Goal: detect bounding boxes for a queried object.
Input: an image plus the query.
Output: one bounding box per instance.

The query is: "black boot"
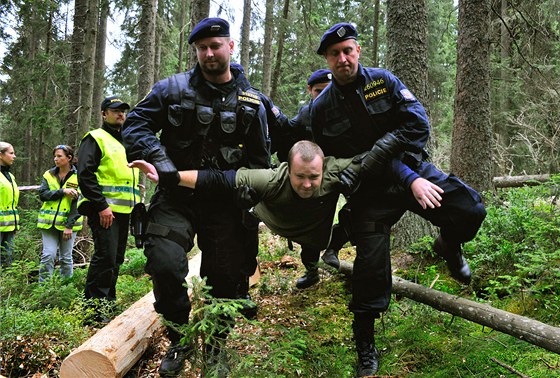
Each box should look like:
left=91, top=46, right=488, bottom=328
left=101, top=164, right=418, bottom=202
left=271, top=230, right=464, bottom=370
left=159, top=341, right=190, bottom=377
left=236, top=276, right=258, bottom=319
left=356, top=340, right=379, bottom=377
left=321, top=249, right=340, bottom=269
left=296, top=267, right=319, bottom=289
left=353, top=313, right=379, bottom=377
left=433, top=235, right=471, bottom=285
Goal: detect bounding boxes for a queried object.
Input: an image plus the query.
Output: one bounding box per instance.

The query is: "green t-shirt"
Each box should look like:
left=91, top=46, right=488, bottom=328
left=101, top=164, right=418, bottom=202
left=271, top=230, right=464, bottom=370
left=235, top=156, right=358, bottom=250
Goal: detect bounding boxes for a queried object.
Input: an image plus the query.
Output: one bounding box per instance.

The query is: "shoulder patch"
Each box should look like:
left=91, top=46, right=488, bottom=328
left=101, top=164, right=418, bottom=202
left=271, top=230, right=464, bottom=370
left=400, top=89, right=416, bottom=101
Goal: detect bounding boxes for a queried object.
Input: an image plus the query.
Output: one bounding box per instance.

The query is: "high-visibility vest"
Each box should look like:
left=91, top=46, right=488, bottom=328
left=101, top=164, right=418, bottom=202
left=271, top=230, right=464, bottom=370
left=37, top=170, right=84, bottom=231
left=0, top=171, right=19, bottom=232
left=78, top=128, right=140, bottom=214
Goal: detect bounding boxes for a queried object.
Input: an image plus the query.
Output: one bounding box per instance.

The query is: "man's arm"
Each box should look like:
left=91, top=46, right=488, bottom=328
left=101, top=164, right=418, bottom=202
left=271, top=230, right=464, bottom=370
left=77, top=135, right=109, bottom=213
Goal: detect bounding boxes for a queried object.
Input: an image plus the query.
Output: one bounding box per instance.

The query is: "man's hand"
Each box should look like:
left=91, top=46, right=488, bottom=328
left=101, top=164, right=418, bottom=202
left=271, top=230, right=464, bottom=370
left=98, top=207, right=114, bottom=229
left=410, top=178, right=444, bottom=209
left=148, top=150, right=179, bottom=188
left=235, top=185, right=260, bottom=209
left=339, top=167, right=360, bottom=197
left=63, top=188, right=79, bottom=200
left=128, top=160, right=159, bottom=183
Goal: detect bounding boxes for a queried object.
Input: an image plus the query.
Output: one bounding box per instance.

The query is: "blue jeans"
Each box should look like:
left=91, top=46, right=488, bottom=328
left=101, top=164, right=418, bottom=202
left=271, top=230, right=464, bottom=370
left=0, top=231, right=15, bottom=268
left=39, top=227, right=76, bottom=281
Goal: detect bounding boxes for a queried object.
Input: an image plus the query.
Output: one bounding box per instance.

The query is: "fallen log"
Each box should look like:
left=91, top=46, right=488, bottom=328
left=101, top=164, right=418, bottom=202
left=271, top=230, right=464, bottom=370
left=338, top=261, right=560, bottom=355
left=60, top=252, right=262, bottom=377
left=60, top=252, right=202, bottom=378
left=59, top=291, right=162, bottom=377
left=492, top=174, right=551, bottom=188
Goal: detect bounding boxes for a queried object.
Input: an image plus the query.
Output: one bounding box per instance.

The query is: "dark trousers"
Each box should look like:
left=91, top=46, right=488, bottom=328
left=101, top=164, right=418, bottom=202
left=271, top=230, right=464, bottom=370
left=300, top=245, right=320, bottom=270
left=143, top=190, right=248, bottom=341
left=84, top=211, right=130, bottom=301
left=348, top=162, right=487, bottom=314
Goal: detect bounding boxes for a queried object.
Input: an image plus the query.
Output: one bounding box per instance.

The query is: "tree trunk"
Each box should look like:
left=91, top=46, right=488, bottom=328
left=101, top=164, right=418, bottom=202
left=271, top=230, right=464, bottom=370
left=270, top=0, right=289, bottom=100
left=187, top=0, right=210, bottom=69
left=492, top=174, right=551, bottom=188
left=66, top=0, right=87, bottom=146
left=372, top=0, right=380, bottom=67
left=386, top=0, right=437, bottom=250
left=240, top=0, right=252, bottom=70
left=261, top=0, right=275, bottom=97
left=60, top=291, right=163, bottom=378
left=93, top=0, right=108, bottom=129
left=137, top=0, right=157, bottom=101
left=177, top=0, right=187, bottom=73
left=451, top=0, right=493, bottom=192
left=78, top=0, right=99, bottom=137
left=338, top=261, right=560, bottom=355
left=154, top=0, right=163, bottom=81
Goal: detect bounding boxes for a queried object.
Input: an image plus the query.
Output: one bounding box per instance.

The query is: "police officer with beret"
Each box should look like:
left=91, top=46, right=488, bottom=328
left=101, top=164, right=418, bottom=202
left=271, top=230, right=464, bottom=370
left=78, top=96, right=140, bottom=320
left=311, top=23, right=487, bottom=376
left=122, top=17, right=283, bottom=377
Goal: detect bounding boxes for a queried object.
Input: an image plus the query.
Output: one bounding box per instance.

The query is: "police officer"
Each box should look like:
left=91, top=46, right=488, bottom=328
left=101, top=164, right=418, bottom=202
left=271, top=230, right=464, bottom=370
left=121, top=17, right=282, bottom=377
left=311, top=23, right=487, bottom=376
left=273, top=68, right=332, bottom=162
left=77, top=96, right=140, bottom=320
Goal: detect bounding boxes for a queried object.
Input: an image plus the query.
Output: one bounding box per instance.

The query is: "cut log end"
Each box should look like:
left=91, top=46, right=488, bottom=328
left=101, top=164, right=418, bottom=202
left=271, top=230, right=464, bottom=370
left=60, top=350, right=116, bottom=378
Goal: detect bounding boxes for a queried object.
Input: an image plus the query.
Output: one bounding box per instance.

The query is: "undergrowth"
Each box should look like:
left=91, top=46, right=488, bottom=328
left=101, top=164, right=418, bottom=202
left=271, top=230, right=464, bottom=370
left=1, top=177, right=559, bottom=376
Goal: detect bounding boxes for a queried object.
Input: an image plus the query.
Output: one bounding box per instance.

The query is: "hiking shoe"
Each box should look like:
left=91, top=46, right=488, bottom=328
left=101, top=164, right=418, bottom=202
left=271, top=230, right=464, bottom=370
left=237, top=293, right=258, bottom=319
left=159, top=341, right=189, bottom=377
left=321, top=249, right=340, bottom=270
left=295, top=269, right=320, bottom=289
left=356, top=340, right=379, bottom=377
left=433, top=235, right=471, bottom=285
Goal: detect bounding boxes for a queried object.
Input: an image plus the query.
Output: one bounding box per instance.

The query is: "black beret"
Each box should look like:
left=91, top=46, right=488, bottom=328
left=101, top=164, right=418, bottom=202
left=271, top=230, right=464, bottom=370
left=188, top=17, right=230, bottom=44
left=316, top=23, right=358, bottom=55
left=307, top=69, right=332, bottom=86
left=101, top=96, right=130, bottom=111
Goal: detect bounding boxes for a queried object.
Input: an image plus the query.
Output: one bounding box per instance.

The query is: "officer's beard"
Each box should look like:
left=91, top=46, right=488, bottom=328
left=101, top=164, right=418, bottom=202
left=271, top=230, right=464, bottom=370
left=200, top=59, right=229, bottom=79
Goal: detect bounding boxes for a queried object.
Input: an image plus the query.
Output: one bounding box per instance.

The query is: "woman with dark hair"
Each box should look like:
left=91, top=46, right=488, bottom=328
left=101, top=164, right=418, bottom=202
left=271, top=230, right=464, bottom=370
left=37, top=145, right=83, bottom=281
left=0, top=141, right=18, bottom=268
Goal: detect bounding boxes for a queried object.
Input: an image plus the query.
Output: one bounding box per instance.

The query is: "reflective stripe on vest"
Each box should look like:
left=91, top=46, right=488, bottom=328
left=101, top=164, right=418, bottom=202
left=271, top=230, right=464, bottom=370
left=78, top=128, right=140, bottom=214
left=0, top=172, right=19, bottom=231
left=37, top=170, right=84, bottom=231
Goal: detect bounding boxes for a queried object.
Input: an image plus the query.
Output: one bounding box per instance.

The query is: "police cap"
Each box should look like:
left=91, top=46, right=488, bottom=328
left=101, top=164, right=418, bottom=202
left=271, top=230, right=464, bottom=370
left=101, top=95, right=130, bottom=111
left=188, top=17, right=230, bottom=44
left=307, top=69, right=332, bottom=87
left=316, top=23, right=358, bottom=55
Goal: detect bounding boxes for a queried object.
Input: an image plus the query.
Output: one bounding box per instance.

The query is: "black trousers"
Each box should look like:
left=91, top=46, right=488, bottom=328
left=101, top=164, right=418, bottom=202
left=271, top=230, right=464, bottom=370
left=347, top=162, right=487, bottom=314
left=143, top=189, right=249, bottom=340
left=84, top=211, right=130, bottom=301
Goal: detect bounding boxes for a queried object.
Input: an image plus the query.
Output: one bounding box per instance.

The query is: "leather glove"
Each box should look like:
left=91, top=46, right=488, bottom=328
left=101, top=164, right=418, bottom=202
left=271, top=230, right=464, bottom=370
left=148, top=149, right=180, bottom=189
left=360, top=132, right=401, bottom=177
left=339, top=167, right=360, bottom=197
left=235, top=185, right=260, bottom=209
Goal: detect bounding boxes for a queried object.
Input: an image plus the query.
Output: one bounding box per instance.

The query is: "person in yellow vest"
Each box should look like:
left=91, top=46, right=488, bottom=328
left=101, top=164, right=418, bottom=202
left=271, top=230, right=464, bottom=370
left=37, top=145, right=83, bottom=282
left=0, top=142, right=19, bottom=268
left=77, top=96, right=140, bottom=319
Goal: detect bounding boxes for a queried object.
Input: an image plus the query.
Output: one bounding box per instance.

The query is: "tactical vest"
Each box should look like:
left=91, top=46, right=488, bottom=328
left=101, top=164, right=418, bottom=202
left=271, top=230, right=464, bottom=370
left=37, top=170, right=84, bottom=231
left=0, top=171, right=19, bottom=232
left=78, top=129, right=140, bottom=214
left=166, top=71, right=263, bottom=170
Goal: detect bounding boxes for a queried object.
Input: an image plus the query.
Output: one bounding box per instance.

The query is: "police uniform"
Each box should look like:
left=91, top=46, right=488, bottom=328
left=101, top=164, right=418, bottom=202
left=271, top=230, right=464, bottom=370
left=312, top=22, right=487, bottom=375
left=78, top=97, right=140, bottom=302
left=122, top=19, right=281, bottom=345
left=272, top=69, right=332, bottom=162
